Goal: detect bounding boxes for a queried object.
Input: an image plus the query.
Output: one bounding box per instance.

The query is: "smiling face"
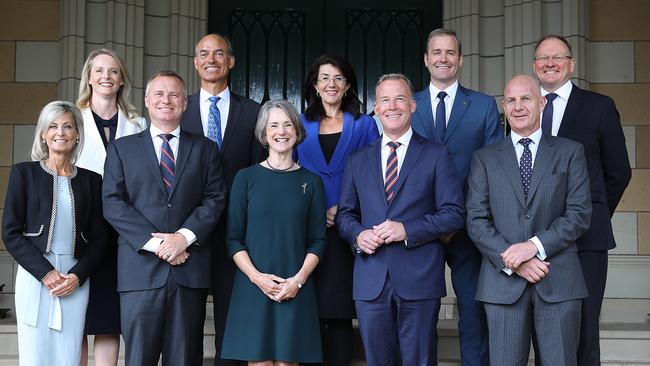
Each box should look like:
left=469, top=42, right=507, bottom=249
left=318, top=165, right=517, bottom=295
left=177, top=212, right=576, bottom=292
left=42, top=112, right=79, bottom=157
left=265, top=108, right=297, bottom=155
left=89, top=54, right=123, bottom=98
left=502, top=75, right=546, bottom=137
left=314, top=63, right=350, bottom=108
left=533, top=37, right=575, bottom=92
left=194, top=35, right=235, bottom=88
left=424, top=34, right=463, bottom=89
left=374, top=78, right=416, bottom=140
left=145, top=75, right=187, bottom=131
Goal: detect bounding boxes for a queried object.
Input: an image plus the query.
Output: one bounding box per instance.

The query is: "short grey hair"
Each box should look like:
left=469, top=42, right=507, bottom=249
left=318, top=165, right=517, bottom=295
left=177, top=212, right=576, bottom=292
left=426, top=28, right=462, bottom=55
left=254, top=99, right=306, bottom=149
left=31, top=101, right=85, bottom=164
left=195, top=33, right=234, bottom=56
left=375, top=73, right=415, bottom=99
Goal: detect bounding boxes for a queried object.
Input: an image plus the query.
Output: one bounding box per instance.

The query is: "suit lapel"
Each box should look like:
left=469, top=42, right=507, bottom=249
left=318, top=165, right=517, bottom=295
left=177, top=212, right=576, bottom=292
left=368, top=140, right=388, bottom=209
left=526, top=134, right=557, bottom=202
left=221, top=93, right=241, bottom=153
left=300, top=119, right=329, bottom=174
left=497, top=138, right=527, bottom=208
left=169, top=130, right=194, bottom=197
left=557, top=84, right=582, bottom=137
left=414, top=88, right=436, bottom=139
left=328, top=113, right=355, bottom=173
left=140, top=130, right=168, bottom=196
left=183, top=94, right=204, bottom=136
left=445, top=86, right=470, bottom=143
left=389, top=134, right=424, bottom=207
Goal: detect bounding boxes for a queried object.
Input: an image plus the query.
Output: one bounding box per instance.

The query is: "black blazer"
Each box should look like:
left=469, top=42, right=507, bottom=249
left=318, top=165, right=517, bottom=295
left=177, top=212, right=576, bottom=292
left=102, top=129, right=226, bottom=292
left=2, top=161, right=108, bottom=284
left=180, top=91, right=267, bottom=192
left=557, top=84, right=632, bottom=251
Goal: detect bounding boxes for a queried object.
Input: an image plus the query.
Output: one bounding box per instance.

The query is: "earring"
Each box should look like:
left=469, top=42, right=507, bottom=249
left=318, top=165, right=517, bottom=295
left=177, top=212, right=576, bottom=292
left=344, top=91, right=347, bottom=97
left=76, top=139, right=80, bottom=144
left=316, top=90, right=320, bottom=97
left=42, top=139, right=46, bottom=144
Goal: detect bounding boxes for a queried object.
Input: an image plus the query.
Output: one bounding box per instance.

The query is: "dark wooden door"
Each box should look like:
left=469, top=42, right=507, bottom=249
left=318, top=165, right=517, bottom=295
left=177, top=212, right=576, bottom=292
left=209, top=0, right=441, bottom=114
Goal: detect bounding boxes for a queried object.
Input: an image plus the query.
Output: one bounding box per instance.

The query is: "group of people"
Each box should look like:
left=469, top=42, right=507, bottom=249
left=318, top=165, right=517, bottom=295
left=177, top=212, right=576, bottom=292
left=2, top=27, right=630, bottom=366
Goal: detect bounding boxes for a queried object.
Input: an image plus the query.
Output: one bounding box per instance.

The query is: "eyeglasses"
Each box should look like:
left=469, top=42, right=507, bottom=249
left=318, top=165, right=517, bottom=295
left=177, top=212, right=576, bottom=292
left=318, top=75, right=347, bottom=85
left=534, top=55, right=573, bottom=63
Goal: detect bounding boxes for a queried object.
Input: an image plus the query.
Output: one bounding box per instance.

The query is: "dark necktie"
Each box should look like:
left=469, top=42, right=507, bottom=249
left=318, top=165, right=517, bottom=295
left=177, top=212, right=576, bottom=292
left=519, top=138, right=533, bottom=200
left=385, top=141, right=401, bottom=203
left=208, top=96, right=223, bottom=148
left=434, top=91, right=447, bottom=143
left=159, top=134, right=175, bottom=194
left=542, top=93, right=558, bottom=135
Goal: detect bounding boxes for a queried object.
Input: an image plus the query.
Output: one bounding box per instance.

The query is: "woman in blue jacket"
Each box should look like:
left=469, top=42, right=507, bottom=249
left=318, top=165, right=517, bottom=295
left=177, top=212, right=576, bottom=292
left=296, top=54, right=379, bottom=366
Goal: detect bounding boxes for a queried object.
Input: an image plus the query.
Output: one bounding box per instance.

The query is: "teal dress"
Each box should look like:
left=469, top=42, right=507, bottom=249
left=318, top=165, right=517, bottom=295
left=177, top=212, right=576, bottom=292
left=221, top=164, right=327, bottom=362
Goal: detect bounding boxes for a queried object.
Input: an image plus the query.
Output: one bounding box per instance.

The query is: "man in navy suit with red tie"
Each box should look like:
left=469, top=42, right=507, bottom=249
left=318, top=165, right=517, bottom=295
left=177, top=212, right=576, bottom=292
left=337, top=74, right=466, bottom=365
left=104, top=70, right=226, bottom=365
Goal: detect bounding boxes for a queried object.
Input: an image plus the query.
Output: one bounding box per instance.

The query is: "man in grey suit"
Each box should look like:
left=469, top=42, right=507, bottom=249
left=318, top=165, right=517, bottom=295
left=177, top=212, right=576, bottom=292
left=466, top=75, right=592, bottom=366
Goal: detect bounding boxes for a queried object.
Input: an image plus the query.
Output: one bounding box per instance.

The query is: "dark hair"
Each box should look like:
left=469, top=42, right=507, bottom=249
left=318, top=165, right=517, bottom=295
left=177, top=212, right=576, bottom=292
left=425, top=28, right=462, bottom=55
left=534, top=34, right=573, bottom=56
left=303, top=54, right=362, bottom=121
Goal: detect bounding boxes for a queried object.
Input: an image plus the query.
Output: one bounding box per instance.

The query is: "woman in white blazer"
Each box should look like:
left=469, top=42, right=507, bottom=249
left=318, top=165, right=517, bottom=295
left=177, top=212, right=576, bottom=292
left=75, top=48, right=147, bottom=366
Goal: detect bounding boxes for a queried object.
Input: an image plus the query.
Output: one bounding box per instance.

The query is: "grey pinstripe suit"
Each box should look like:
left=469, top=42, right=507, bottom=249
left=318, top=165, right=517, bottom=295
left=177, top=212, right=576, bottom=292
left=466, top=134, right=591, bottom=366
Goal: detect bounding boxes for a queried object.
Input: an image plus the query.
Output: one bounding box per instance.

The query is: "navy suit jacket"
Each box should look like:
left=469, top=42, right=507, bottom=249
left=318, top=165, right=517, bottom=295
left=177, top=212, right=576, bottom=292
left=412, top=84, right=503, bottom=186
left=180, top=91, right=266, bottom=192
left=103, top=129, right=226, bottom=292
left=556, top=84, right=631, bottom=251
left=296, top=112, right=380, bottom=208
left=336, top=132, right=466, bottom=301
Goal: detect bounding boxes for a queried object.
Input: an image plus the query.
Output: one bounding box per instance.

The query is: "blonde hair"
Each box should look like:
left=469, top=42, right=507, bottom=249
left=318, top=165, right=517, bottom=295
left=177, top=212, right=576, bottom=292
left=32, top=101, right=85, bottom=164
left=76, top=48, right=140, bottom=122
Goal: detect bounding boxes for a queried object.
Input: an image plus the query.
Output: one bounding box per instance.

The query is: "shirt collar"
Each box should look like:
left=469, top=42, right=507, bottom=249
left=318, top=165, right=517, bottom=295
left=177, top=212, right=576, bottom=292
left=429, top=79, right=459, bottom=100
left=510, top=127, right=542, bottom=147
left=540, top=80, right=572, bottom=101
left=200, top=87, right=231, bottom=104
left=382, top=128, right=413, bottom=148
left=150, top=123, right=181, bottom=140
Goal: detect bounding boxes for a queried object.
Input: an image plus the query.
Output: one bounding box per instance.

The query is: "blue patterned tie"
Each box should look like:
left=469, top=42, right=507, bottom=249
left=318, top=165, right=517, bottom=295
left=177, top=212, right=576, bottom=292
left=159, top=134, right=175, bottom=195
left=208, top=96, right=223, bottom=148
left=385, top=141, right=401, bottom=203
left=434, top=91, right=447, bottom=143
left=519, top=138, right=533, bottom=200
left=542, top=93, right=557, bottom=136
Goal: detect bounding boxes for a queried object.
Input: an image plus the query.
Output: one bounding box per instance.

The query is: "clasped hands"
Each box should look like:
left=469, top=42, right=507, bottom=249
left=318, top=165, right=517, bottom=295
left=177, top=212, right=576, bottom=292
left=153, top=232, right=190, bottom=265
left=356, top=220, right=407, bottom=254
left=501, top=241, right=550, bottom=284
left=252, top=272, right=302, bottom=303
left=42, top=269, right=79, bottom=297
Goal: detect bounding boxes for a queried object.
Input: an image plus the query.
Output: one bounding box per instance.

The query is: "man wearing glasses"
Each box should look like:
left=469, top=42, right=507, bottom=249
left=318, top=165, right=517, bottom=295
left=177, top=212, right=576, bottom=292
left=532, top=34, right=631, bottom=366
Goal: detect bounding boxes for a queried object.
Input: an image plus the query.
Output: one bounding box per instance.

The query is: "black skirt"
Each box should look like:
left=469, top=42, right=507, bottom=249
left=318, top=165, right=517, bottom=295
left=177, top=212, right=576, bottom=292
left=84, top=227, right=121, bottom=335
left=313, top=227, right=355, bottom=319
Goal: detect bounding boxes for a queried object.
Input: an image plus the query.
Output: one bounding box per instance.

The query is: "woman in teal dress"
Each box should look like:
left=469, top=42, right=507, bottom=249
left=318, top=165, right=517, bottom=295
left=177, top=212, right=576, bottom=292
left=221, top=99, right=327, bottom=365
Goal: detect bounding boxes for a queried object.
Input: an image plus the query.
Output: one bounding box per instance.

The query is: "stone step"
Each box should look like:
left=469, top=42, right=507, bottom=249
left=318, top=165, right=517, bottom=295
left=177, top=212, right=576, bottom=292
left=1, top=314, right=650, bottom=365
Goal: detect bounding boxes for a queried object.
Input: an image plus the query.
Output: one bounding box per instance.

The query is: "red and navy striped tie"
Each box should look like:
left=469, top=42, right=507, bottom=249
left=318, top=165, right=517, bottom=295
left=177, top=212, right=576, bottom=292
left=159, top=134, right=175, bottom=194
left=385, top=141, right=401, bottom=203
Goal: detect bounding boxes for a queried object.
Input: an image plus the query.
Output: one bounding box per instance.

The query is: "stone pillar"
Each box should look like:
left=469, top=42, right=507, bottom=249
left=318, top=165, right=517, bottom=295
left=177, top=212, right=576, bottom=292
left=443, top=0, right=588, bottom=97
left=59, top=0, right=207, bottom=111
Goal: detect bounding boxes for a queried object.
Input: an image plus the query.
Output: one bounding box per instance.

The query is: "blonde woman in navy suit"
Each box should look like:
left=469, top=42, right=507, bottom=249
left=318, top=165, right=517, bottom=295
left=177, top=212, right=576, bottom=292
left=75, top=48, right=147, bottom=366
left=296, top=54, right=379, bottom=366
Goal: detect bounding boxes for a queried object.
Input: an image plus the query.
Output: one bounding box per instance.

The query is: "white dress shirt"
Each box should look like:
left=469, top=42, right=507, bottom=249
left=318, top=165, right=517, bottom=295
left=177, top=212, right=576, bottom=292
left=428, top=80, right=459, bottom=127
left=502, top=127, right=547, bottom=275
left=540, top=80, right=572, bottom=136
left=199, top=87, right=231, bottom=138
left=142, top=124, right=197, bottom=252
left=381, top=128, right=413, bottom=182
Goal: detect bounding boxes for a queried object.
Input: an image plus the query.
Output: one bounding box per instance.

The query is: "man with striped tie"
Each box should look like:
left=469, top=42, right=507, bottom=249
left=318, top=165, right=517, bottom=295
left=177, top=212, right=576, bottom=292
left=337, top=73, right=466, bottom=366
left=103, top=70, right=226, bottom=365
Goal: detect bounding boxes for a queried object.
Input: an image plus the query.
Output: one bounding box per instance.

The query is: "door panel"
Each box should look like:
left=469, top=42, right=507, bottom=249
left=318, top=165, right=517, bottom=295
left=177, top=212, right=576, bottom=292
left=209, top=1, right=441, bottom=113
